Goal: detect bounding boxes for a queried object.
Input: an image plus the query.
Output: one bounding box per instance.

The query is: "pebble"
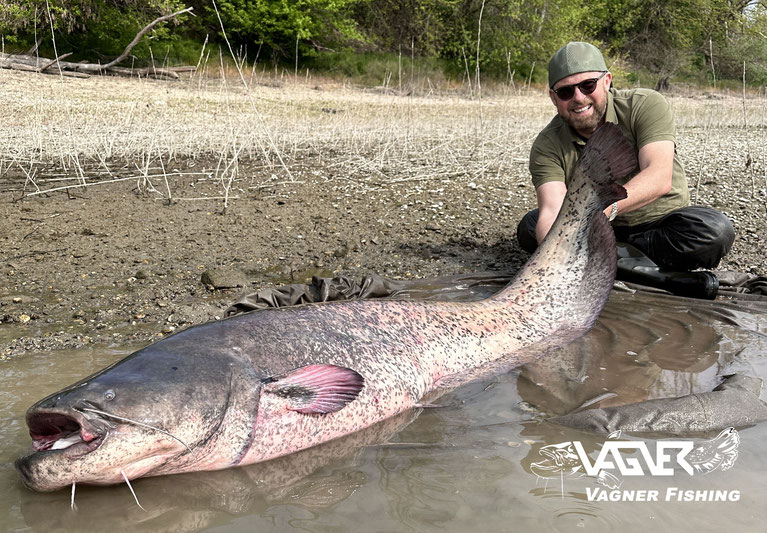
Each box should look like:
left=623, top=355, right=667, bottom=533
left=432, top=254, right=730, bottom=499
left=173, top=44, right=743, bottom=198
left=200, top=267, right=249, bottom=289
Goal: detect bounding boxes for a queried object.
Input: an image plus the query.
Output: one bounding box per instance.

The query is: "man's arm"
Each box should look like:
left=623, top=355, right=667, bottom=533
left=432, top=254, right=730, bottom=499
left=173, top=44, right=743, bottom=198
left=600, top=139, right=674, bottom=219
left=535, top=139, right=674, bottom=244
left=535, top=181, right=567, bottom=244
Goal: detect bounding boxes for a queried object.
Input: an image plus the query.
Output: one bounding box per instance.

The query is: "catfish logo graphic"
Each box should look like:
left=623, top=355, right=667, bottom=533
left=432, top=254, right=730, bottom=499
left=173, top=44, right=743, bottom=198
left=530, top=428, right=739, bottom=491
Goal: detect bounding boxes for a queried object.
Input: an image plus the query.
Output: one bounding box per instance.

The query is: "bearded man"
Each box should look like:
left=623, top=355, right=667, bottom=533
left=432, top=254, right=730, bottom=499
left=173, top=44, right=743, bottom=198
left=516, top=42, right=734, bottom=297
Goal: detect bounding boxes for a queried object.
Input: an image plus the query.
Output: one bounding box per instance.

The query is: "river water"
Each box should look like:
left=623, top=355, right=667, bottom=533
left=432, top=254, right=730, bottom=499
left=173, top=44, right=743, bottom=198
left=2, top=285, right=767, bottom=532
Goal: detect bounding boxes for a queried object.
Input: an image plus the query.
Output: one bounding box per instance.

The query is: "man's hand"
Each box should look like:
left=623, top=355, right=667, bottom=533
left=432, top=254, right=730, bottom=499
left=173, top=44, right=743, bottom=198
left=535, top=139, right=675, bottom=244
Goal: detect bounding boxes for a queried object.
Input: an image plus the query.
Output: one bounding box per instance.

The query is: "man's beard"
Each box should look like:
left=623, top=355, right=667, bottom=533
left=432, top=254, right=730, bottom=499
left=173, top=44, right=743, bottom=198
left=562, top=96, right=607, bottom=133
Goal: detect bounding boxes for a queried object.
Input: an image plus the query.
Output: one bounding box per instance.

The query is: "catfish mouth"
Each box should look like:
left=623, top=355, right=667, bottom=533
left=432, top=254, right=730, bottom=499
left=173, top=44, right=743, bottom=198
left=25, top=409, right=107, bottom=457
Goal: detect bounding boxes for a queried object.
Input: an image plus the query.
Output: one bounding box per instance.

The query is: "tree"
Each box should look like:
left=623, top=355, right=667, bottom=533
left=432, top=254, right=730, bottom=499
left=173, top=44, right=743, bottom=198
left=351, top=0, right=457, bottom=56
left=210, top=0, right=366, bottom=58
left=1, top=1, right=189, bottom=59
left=591, top=0, right=756, bottom=86
left=708, top=1, right=767, bottom=84
left=432, top=0, right=593, bottom=80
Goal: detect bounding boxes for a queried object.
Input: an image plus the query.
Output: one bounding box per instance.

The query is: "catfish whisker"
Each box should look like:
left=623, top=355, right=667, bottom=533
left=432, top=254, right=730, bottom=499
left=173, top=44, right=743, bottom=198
left=121, top=470, right=146, bottom=512
left=71, top=482, right=77, bottom=512
left=79, top=407, right=192, bottom=452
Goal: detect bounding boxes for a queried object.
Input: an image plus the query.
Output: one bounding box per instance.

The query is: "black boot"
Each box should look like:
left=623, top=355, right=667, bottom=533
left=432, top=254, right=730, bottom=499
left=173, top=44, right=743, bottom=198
left=616, top=243, right=719, bottom=300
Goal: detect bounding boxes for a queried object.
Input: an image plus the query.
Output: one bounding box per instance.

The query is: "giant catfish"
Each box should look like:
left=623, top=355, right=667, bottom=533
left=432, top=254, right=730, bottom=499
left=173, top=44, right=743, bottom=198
left=16, top=123, right=635, bottom=492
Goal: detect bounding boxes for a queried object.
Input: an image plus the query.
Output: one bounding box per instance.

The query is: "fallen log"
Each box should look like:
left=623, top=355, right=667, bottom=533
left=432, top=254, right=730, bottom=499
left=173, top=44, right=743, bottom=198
left=38, top=53, right=73, bottom=73
left=0, top=6, right=195, bottom=80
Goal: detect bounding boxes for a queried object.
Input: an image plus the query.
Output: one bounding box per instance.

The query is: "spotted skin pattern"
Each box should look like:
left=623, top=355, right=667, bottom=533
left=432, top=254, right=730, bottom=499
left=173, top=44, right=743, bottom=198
left=17, top=124, right=636, bottom=491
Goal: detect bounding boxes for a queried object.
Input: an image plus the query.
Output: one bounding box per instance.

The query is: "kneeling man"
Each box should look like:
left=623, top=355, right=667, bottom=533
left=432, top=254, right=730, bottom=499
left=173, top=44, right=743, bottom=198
left=517, top=42, right=734, bottom=296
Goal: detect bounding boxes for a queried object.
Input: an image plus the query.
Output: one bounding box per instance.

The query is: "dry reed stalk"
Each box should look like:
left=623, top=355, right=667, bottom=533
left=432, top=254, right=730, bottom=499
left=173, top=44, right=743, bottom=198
left=210, top=0, right=292, bottom=181
left=169, top=196, right=240, bottom=201
left=4, top=58, right=763, bottom=222
left=741, top=61, right=756, bottom=198
left=19, top=161, right=40, bottom=194
left=23, top=173, right=198, bottom=197
left=195, top=34, right=209, bottom=78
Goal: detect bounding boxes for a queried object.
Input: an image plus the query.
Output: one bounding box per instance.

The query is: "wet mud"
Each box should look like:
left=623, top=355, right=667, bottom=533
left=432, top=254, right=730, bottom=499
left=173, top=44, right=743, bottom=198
left=1, top=159, right=531, bottom=358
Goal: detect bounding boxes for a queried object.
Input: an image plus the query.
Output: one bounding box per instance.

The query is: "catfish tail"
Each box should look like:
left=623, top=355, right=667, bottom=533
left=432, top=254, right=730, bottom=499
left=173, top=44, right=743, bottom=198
left=541, top=122, right=636, bottom=330
left=431, top=124, right=637, bottom=390
left=569, top=123, right=635, bottom=329
left=575, top=122, right=635, bottom=211
left=489, top=123, right=636, bottom=338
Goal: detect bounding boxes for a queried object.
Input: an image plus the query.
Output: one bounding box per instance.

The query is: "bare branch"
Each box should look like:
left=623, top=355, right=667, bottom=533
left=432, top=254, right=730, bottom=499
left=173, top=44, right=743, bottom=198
left=0, top=7, right=196, bottom=80
left=99, top=6, right=195, bottom=71
left=26, top=36, right=43, bottom=56
left=38, top=52, right=72, bottom=73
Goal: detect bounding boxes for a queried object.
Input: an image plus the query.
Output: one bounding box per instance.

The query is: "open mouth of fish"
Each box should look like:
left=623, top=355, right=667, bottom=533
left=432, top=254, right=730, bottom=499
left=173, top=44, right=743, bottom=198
left=26, top=410, right=106, bottom=456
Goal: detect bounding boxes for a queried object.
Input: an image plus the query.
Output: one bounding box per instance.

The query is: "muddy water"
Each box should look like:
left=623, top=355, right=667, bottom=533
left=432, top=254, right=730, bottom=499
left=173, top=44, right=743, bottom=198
left=2, top=287, right=767, bottom=532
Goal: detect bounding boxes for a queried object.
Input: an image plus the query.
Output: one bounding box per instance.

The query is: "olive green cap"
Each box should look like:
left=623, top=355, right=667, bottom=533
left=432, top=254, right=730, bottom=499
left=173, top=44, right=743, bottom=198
left=548, top=42, right=607, bottom=88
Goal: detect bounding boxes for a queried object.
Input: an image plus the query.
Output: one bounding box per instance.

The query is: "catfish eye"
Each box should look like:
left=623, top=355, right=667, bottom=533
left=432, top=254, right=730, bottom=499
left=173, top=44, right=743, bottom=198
left=104, top=390, right=115, bottom=401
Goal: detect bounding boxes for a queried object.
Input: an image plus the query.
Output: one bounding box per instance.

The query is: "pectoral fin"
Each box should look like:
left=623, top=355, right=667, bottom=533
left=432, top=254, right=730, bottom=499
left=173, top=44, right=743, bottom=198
left=262, top=364, right=364, bottom=414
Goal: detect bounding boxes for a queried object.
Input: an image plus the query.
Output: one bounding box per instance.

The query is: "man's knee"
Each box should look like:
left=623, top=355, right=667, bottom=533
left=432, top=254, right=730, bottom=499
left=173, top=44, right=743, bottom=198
left=516, top=209, right=539, bottom=253
left=705, top=209, right=735, bottom=252
left=650, top=207, right=735, bottom=270
left=678, top=207, right=734, bottom=267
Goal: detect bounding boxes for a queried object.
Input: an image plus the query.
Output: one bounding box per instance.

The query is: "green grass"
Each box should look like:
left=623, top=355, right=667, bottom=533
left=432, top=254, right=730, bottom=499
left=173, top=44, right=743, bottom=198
left=303, top=51, right=457, bottom=89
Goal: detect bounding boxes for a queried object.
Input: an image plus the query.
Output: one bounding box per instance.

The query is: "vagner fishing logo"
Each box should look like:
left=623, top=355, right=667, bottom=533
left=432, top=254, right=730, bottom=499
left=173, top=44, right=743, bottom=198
left=529, top=428, right=741, bottom=502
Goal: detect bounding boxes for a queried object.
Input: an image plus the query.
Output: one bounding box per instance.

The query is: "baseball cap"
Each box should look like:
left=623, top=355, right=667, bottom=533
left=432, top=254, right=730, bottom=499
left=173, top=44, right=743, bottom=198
left=548, top=42, right=608, bottom=88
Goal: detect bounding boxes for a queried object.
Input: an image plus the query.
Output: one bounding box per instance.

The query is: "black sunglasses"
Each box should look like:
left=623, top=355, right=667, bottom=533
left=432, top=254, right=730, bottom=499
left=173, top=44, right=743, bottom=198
left=553, top=72, right=608, bottom=100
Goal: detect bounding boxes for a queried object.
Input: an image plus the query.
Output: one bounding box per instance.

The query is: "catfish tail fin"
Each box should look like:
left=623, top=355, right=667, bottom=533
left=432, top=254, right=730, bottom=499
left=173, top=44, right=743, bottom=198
left=575, top=122, right=634, bottom=210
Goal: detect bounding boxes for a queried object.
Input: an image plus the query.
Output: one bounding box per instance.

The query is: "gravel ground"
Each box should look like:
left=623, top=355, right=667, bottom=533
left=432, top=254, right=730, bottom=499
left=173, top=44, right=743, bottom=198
left=1, top=71, right=765, bottom=358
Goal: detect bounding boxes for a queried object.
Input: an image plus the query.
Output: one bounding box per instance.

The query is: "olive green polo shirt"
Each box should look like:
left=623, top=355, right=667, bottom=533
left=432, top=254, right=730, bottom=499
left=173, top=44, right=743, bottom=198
left=529, top=87, right=690, bottom=226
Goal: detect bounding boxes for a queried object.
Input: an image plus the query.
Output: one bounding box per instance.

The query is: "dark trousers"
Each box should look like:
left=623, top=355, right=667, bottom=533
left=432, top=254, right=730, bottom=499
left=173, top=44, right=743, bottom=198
left=516, top=206, right=735, bottom=271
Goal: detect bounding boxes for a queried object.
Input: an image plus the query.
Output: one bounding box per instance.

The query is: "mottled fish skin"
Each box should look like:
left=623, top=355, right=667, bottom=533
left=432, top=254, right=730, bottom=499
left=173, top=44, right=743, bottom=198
left=16, top=124, right=636, bottom=491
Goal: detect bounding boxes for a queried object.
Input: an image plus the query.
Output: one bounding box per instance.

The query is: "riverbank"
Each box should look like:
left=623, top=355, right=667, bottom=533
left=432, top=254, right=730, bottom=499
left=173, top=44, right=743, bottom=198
left=1, top=71, right=765, bottom=358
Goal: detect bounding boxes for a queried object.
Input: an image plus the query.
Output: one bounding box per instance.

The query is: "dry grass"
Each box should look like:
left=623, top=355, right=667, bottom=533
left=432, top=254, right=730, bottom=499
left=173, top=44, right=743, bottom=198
left=1, top=68, right=764, bottom=212
left=1, top=68, right=764, bottom=359
left=0, top=69, right=552, bottom=201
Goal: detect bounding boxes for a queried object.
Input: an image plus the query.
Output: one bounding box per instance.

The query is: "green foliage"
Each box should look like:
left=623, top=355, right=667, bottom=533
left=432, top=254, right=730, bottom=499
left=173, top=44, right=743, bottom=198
left=350, top=0, right=458, bottom=57
left=1, top=1, right=186, bottom=33
left=2, top=0, right=766, bottom=86
left=708, top=2, right=767, bottom=85
left=1, top=1, right=189, bottom=61
left=587, top=0, right=756, bottom=85
left=304, top=50, right=452, bottom=86
left=210, top=0, right=367, bottom=58
left=430, top=0, right=597, bottom=82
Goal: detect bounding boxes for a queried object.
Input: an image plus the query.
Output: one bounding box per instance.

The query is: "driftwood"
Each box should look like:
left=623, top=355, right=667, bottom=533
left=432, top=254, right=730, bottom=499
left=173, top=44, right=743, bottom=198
left=0, top=7, right=195, bottom=79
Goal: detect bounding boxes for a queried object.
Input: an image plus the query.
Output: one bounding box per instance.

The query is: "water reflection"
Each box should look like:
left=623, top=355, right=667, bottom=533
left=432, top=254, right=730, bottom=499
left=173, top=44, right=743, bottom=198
left=2, top=286, right=767, bottom=532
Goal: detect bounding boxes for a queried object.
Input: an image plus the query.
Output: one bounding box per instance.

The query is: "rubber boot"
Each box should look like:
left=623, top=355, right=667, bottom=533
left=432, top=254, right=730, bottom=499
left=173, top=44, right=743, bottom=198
left=616, top=243, right=719, bottom=300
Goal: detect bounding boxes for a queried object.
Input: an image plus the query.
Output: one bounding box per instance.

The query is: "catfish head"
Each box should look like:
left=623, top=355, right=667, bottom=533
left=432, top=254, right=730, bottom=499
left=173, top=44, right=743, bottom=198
left=16, top=341, right=364, bottom=492
left=15, top=345, right=252, bottom=491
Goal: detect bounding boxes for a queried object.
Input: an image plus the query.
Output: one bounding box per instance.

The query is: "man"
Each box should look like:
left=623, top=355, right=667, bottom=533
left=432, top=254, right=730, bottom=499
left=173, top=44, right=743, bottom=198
left=516, top=42, right=734, bottom=296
